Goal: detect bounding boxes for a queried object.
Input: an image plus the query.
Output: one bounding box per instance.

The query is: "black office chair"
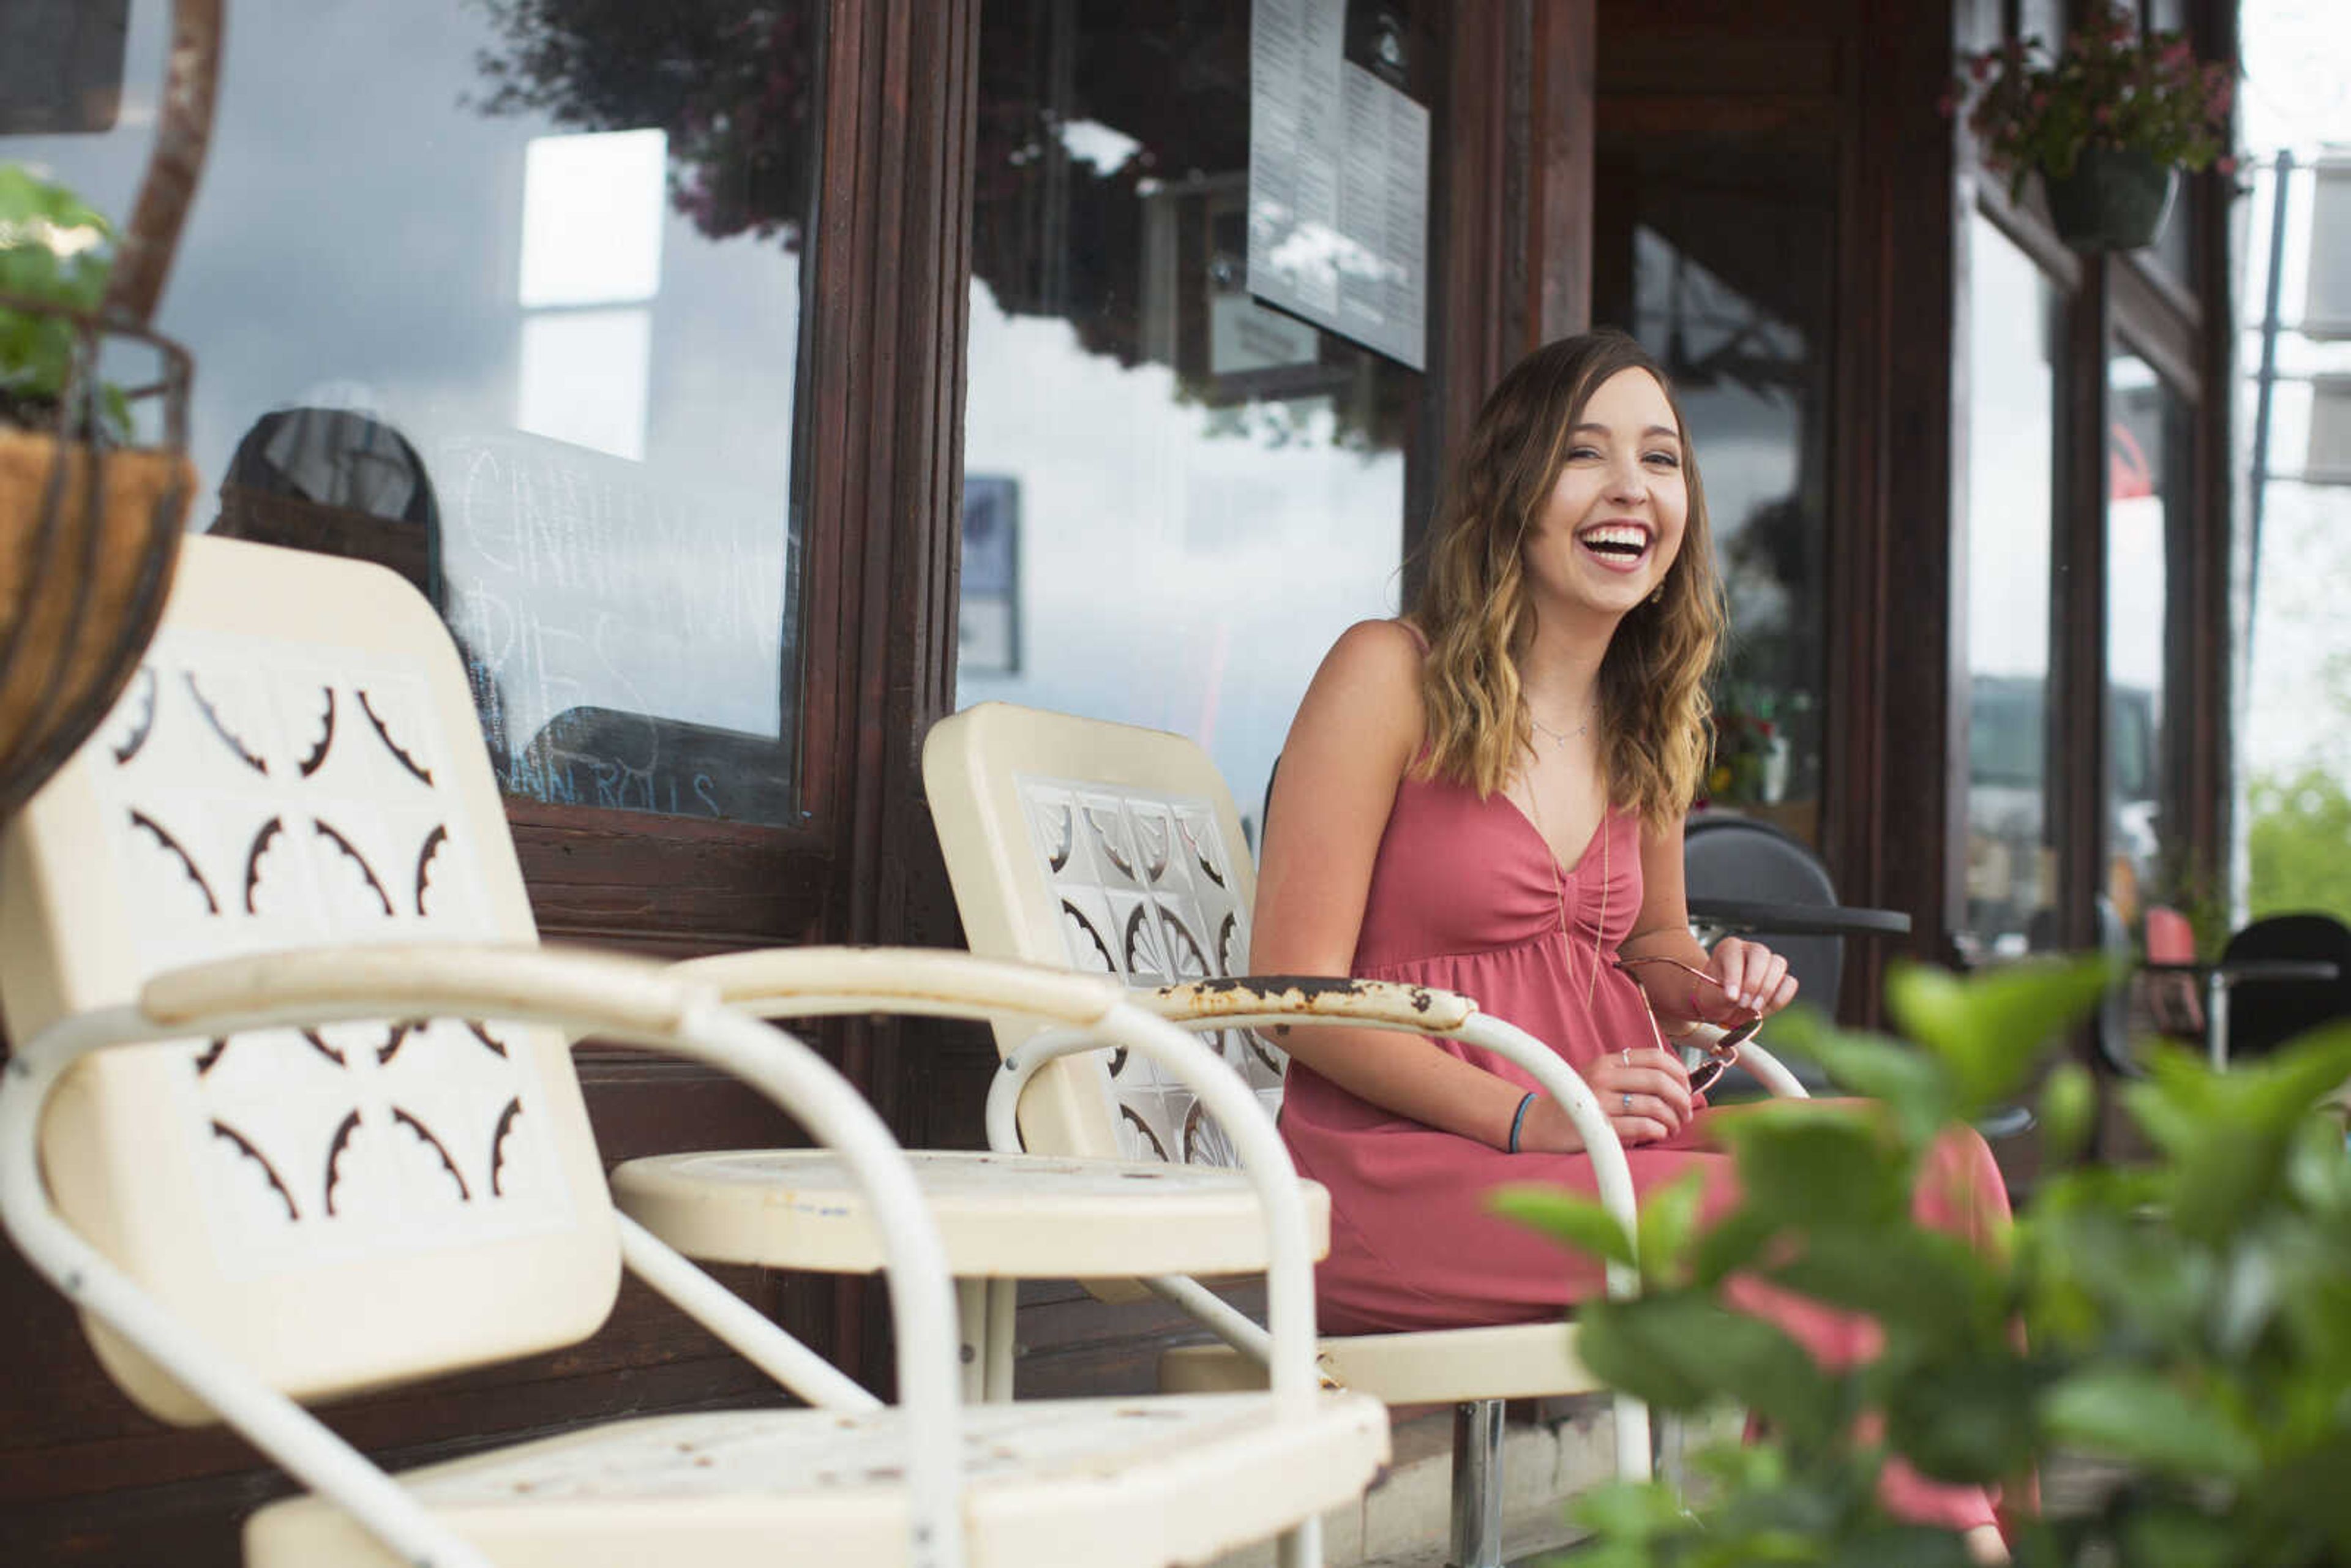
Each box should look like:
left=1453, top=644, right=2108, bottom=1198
left=1681, top=815, right=1845, bottom=1097
left=2207, top=912, right=2351, bottom=1065
left=1682, top=816, right=2034, bottom=1144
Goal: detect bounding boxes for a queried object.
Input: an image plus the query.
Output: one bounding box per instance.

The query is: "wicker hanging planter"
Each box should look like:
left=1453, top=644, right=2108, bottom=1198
left=2040, top=146, right=2178, bottom=253
left=0, top=0, right=221, bottom=820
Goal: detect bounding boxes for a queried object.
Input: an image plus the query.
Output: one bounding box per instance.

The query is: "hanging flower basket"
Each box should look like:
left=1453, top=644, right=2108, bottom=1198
left=2041, top=145, right=2178, bottom=252
left=0, top=0, right=220, bottom=820
left=1946, top=4, right=2235, bottom=255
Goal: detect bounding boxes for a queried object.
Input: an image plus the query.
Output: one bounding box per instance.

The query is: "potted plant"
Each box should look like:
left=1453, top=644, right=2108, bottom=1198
left=1948, top=6, right=2237, bottom=252
left=1498, top=958, right=2351, bottom=1566
left=0, top=0, right=221, bottom=820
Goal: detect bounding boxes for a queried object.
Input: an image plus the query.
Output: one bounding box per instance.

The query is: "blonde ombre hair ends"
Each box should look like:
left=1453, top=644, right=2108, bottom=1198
left=1409, top=331, right=1725, bottom=828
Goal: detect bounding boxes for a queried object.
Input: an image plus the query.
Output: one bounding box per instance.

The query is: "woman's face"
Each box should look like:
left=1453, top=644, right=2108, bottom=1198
left=1521, top=366, right=1689, bottom=627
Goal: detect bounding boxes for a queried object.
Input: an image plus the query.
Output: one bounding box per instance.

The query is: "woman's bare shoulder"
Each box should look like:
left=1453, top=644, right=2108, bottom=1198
left=1319, top=617, right=1427, bottom=686
left=1294, top=619, right=1425, bottom=762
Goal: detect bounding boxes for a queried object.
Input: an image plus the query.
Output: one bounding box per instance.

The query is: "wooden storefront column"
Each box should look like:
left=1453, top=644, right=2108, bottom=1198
left=1830, top=0, right=1962, bottom=1015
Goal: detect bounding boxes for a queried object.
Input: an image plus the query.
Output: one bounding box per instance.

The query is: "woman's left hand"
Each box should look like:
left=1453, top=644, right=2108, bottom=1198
left=1705, top=936, right=1798, bottom=1021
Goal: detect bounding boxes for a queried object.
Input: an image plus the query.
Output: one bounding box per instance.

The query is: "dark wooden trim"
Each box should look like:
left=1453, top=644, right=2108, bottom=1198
left=1437, top=1, right=1514, bottom=463
left=509, top=803, right=831, bottom=951
left=2112, top=256, right=2203, bottom=403
left=810, top=0, right=981, bottom=1390
left=1527, top=0, right=1597, bottom=340
left=2183, top=0, right=2240, bottom=882
left=1834, top=0, right=1959, bottom=1021
left=2053, top=259, right=2112, bottom=955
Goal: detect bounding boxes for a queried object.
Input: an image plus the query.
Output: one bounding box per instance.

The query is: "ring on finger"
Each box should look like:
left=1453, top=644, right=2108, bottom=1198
left=1621, top=1092, right=1632, bottom=1113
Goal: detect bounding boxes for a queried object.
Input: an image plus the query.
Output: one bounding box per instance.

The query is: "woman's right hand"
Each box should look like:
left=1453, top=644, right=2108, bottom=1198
left=1518, top=1046, right=1695, bottom=1151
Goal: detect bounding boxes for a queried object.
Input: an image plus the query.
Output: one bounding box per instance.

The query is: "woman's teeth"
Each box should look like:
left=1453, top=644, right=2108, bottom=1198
left=1579, top=525, right=1649, bottom=559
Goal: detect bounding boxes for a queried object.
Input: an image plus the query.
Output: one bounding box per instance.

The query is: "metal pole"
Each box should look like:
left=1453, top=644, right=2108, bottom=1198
left=2246, top=149, right=2294, bottom=664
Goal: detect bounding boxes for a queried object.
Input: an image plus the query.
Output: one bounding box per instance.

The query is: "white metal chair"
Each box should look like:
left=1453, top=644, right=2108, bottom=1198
left=918, top=701, right=1812, bottom=1568
left=0, top=537, right=1386, bottom=1568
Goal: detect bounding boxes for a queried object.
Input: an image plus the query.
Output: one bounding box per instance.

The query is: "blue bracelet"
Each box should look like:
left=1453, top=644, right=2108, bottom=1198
left=1507, top=1091, right=1536, bottom=1153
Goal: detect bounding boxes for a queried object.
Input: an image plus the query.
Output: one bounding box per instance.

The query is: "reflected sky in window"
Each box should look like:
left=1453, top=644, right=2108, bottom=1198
left=8, top=1, right=812, bottom=823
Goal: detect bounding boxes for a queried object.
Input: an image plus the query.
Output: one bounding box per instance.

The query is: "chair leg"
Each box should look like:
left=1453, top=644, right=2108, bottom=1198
left=1449, top=1398, right=1505, bottom=1568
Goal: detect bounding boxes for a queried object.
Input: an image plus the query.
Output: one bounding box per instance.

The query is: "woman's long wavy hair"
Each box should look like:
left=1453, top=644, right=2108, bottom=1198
left=1409, top=330, right=1725, bottom=828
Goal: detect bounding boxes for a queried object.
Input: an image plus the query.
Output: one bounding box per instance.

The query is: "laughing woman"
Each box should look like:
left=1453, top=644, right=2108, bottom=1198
left=1253, top=329, right=2015, bottom=1561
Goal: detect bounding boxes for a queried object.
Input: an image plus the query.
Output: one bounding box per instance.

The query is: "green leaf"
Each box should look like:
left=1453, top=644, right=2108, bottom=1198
left=2039, top=1367, right=2260, bottom=1479
left=1637, top=1167, right=1709, bottom=1289
left=2131, top=1024, right=2351, bottom=1243
left=1769, top=1008, right=1957, bottom=1144
left=1580, top=1292, right=1840, bottom=1444
left=1884, top=956, right=2115, bottom=1114
left=1711, top=1103, right=1907, bottom=1232
left=1764, top=1227, right=2003, bottom=1353
left=1881, top=1354, right=2043, bottom=1484
left=2037, top=1060, right=2095, bottom=1167
left=1488, top=1184, right=1634, bottom=1266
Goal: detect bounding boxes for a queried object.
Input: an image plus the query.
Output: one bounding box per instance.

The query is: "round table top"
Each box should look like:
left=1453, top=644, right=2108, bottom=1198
left=1685, top=897, right=1913, bottom=939
left=611, top=1148, right=1331, bottom=1277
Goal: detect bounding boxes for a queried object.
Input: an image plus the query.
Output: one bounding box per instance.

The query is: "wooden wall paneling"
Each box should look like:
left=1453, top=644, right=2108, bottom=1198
left=1834, top=0, right=1960, bottom=1021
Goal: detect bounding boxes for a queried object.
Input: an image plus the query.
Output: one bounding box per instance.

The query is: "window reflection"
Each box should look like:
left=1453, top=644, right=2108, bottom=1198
left=1599, top=135, right=1833, bottom=842
left=2105, top=353, right=2184, bottom=928
left=8, top=0, right=819, bottom=825
left=1962, top=215, right=2064, bottom=955
left=958, top=2, right=1427, bottom=839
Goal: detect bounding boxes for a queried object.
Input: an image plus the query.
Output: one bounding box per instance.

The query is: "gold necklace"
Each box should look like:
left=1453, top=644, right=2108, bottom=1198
left=1523, top=763, right=1609, bottom=1007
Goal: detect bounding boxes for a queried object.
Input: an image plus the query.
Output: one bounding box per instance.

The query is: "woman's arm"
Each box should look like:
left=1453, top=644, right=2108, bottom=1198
left=1619, top=816, right=1798, bottom=1024
left=1253, top=622, right=1687, bottom=1151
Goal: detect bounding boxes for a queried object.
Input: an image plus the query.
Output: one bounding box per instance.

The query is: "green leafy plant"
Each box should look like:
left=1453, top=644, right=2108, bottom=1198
left=1496, top=958, right=2351, bottom=1567
left=0, top=164, right=126, bottom=437
left=1944, top=6, right=2237, bottom=201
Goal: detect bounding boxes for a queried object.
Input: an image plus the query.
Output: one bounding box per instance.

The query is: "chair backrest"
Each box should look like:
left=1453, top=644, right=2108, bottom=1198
left=1682, top=814, right=1844, bottom=1007
left=923, top=703, right=1280, bottom=1165
left=2144, top=905, right=2198, bottom=966
left=0, top=536, right=618, bottom=1424
left=2219, top=912, right=2351, bottom=1062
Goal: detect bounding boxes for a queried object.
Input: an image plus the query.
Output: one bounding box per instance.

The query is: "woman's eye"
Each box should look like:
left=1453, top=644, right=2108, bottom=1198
left=1644, top=451, right=1681, bottom=469
left=1567, top=445, right=1602, bottom=462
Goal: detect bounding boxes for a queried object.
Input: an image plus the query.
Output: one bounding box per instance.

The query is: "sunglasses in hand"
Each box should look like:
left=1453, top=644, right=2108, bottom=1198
left=1613, top=955, right=1763, bottom=1095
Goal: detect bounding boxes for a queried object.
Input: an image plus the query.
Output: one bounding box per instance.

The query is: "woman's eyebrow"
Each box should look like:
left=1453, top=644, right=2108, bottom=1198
left=1570, top=422, right=1682, bottom=441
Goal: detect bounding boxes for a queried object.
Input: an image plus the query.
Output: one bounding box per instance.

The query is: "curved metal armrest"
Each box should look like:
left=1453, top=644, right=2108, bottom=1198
left=670, top=945, right=1323, bottom=1417
left=1128, top=975, right=1640, bottom=1302
left=1131, top=972, right=1660, bottom=1481
left=5, top=941, right=969, bottom=1568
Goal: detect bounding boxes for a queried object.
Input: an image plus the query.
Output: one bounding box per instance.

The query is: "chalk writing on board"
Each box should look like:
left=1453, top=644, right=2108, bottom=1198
left=431, top=427, right=797, bottom=822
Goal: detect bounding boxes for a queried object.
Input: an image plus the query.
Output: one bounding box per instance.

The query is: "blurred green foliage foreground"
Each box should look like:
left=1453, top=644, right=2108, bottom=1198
left=1494, top=958, right=2351, bottom=1568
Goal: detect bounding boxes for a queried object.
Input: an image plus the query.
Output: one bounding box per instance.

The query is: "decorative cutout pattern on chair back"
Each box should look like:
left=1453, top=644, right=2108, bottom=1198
left=92, top=629, right=571, bottom=1274
left=924, top=702, right=1284, bottom=1169
left=0, top=537, right=619, bottom=1422
left=1019, top=775, right=1285, bottom=1167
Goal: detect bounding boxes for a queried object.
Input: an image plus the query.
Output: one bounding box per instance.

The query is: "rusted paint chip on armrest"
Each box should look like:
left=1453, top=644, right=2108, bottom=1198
left=1146, top=975, right=1478, bottom=1033
left=141, top=942, right=688, bottom=1036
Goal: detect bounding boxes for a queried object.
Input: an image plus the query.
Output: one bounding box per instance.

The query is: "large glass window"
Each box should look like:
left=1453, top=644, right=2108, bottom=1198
left=9, top=0, right=820, bottom=825
left=2104, top=353, right=2187, bottom=927
left=1598, top=135, right=1835, bottom=844
left=1960, top=214, right=2065, bottom=956
left=957, top=1, right=1430, bottom=842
